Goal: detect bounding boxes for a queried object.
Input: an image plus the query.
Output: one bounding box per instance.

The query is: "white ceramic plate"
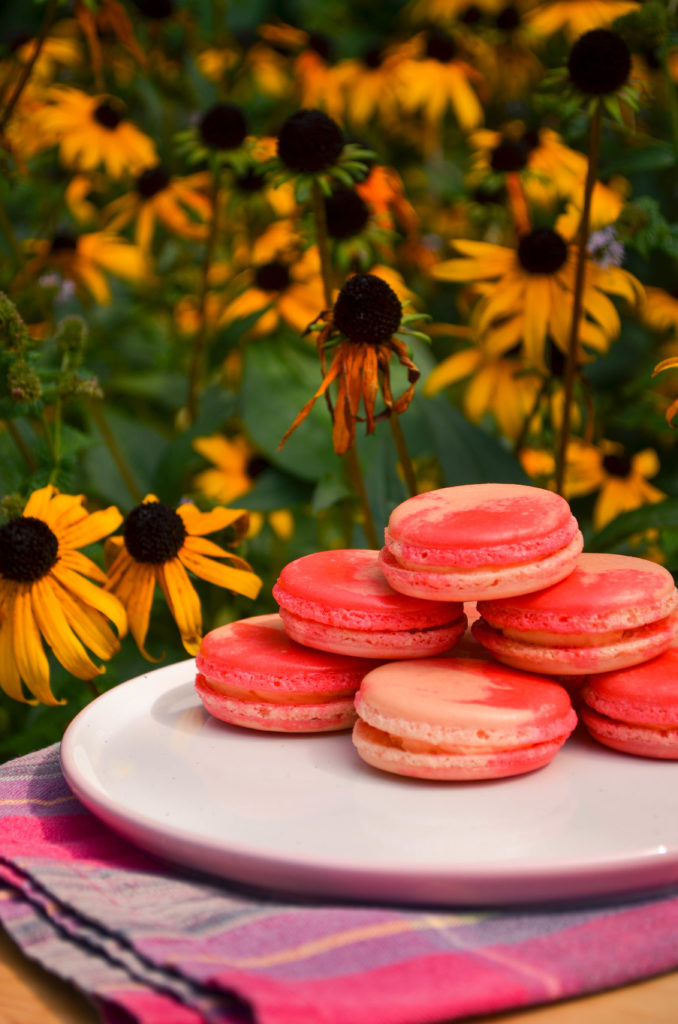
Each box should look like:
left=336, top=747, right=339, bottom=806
left=61, top=660, right=678, bottom=907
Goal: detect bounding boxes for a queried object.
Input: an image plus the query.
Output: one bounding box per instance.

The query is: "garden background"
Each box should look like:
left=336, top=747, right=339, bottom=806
left=1, top=0, right=678, bottom=762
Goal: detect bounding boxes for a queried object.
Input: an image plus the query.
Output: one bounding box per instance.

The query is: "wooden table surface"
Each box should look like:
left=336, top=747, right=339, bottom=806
left=2, top=925, right=678, bottom=1024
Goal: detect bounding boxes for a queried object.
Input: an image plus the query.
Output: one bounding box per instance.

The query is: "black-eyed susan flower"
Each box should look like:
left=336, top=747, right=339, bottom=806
left=525, top=0, right=641, bottom=44
left=323, top=42, right=408, bottom=128
left=0, top=485, right=126, bottom=705
left=323, top=186, right=395, bottom=272
left=23, top=231, right=148, bottom=306
left=34, top=86, right=156, bottom=178
left=104, top=165, right=211, bottom=250
left=393, top=28, right=485, bottom=138
left=192, top=435, right=294, bottom=541
left=270, top=109, right=373, bottom=201
left=431, top=227, right=644, bottom=371
left=105, top=496, right=262, bottom=658
left=424, top=343, right=542, bottom=441
left=520, top=440, right=665, bottom=531
left=280, top=273, right=425, bottom=455
left=175, top=102, right=250, bottom=170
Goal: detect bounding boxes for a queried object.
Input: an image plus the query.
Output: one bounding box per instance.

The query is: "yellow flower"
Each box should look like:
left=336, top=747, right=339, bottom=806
left=34, top=86, right=156, bottom=179
left=105, top=167, right=211, bottom=250
left=393, top=28, right=485, bottom=137
left=24, top=231, right=148, bottom=305
left=105, top=496, right=262, bottom=658
left=321, top=45, right=409, bottom=128
left=520, top=440, right=665, bottom=531
left=643, top=288, right=678, bottom=339
left=525, top=0, right=641, bottom=43
left=192, top=435, right=294, bottom=541
left=219, top=244, right=326, bottom=338
left=431, top=229, right=644, bottom=371
left=425, top=344, right=542, bottom=441
left=0, top=486, right=126, bottom=705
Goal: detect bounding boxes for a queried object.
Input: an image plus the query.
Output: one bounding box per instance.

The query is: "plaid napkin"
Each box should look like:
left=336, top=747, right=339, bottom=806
left=2, top=745, right=678, bottom=1024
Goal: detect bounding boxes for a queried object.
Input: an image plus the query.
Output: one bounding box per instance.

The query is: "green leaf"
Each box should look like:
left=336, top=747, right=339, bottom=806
left=311, top=474, right=352, bottom=513
left=601, top=144, right=675, bottom=175
left=240, top=336, right=337, bottom=483
left=588, top=499, right=678, bottom=551
left=241, top=468, right=312, bottom=511
left=83, top=408, right=168, bottom=509
left=418, top=396, right=531, bottom=486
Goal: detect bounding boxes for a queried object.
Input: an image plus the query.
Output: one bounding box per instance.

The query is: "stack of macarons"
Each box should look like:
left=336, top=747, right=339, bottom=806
left=195, top=482, right=678, bottom=775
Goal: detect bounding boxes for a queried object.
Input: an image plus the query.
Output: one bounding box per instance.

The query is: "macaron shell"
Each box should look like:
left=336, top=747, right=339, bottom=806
left=352, top=720, right=570, bottom=780
left=472, top=614, right=678, bottom=675
left=578, top=707, right=678, bottom=760
left=477, top=553, right=678, bottom=634
left=274, top=548, right=462, bottom=629
left=196, top=675, right=356, bottom=733
left=579, top=648, right=678, bottom=759
left=279, top=606, right=467, bottom=659
left=196, top=613, right=376, bottom=696
left=352, top=657, right=577, bottom=780
left=385, top=484, right=578, bottom=567
left=378, top=530, right=583, bottom=602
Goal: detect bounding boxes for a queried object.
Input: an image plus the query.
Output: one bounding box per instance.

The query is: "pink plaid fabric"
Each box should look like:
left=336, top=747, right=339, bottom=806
left=2, top=744, right=678, bottom=1024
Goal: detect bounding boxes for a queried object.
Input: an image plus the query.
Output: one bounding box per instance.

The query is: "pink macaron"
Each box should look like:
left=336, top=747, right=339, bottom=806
left=352, top=656, right=577, bottom=781
left=379, top=483, right=583, bottom=602
left=579, top=649, right=678, bottom=759
left=195, top=613, right=376, bottom=732
left=272, top=548, right=467, bottom=658
left=472, top=552, right=678, bottom=675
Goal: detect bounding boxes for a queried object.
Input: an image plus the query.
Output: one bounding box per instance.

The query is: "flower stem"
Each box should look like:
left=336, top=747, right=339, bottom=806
left=555, top=101, right=602, bottom=496
left=0, top=0, right=59, bottom=134
left=344, top=445, right=380, bottom=549
left=186, top=166, right=221, bottom=424
left=5, top=419, right=37, bottom=471
left=389, top=414, right=418, bottom=497
left=89, top=400, right=142, bottom=504
left=311, top=180, right=334, bottom=308
left=310, top=179, right=380, bottom=547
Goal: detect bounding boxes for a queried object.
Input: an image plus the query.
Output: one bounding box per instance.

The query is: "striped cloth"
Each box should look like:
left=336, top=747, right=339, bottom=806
left=2, top=746, right=678, bottom=1024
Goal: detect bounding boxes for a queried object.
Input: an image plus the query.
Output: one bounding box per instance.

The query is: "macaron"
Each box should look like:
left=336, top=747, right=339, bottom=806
left=352, top=656, right=577, bottom=780
left=472, top=552, right=678, bottom=676
left=272, top=548, right=467, bottom=659
left=579, top=649, right=678, bottom=759
left=195, top=613, right=376, bottom=732
left=379, top=483, right=583, bottom=602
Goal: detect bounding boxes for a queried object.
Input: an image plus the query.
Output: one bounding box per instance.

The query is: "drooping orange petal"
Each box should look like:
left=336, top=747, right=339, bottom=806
left=279, top=346, right=343, bottom=449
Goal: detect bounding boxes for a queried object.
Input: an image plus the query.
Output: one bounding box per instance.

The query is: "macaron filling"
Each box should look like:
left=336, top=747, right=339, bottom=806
left=197, top=673, right=357, bottom=706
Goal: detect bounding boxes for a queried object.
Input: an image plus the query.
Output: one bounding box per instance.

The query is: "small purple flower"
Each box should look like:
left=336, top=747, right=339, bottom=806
left=587, top=226, right=624, bottom=269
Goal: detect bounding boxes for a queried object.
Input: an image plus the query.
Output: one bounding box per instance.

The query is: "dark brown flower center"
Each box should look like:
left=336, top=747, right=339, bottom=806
left=460, top=5, right=483, bottom=25
left=567, top=29, right=631, bottom=95
left=308, top=33, right=332, bottom=61
left=124, top=502, right=186, bottom=563
left=131, top=0, right=174, bottom=18
left=602, top=452, right=632, bottom=477
left=255, top=261, right=291, bottom=292
left=137, top=166, right=171, bottom=198
left=363, top=47, right=383, bottom=69
left=93, top=101, right=122, bottom=129
left=277, top=109, right=344, bottom=173
left=518, top=228, right=568, bottom=275
left=425, top=28, right=456, bottom=63
left=333, top=273, right=402, bottom=344
left=0, top=517, right=59, bottom=582
left=324, top=188, right=369, bottom=239
left=199, top=103, right=248, bottom=151
left=50, top=232, right=78, bottom=253
left=496, top=5, right=520, bottom=31
left=235, top=167, right=266, bottom=192
left=490, top=138, right=528, bottom=172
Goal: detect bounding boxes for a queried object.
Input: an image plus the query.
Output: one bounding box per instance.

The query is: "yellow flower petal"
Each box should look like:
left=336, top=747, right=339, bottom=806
left=0, top=596, right=32, bottom=703
left=178, top=547, right=262, bottom=600
left=52, top=563, right=128, bottom=638
left=177, top=503, right=249, bottom=536
left=157, top=558, right=202, bottom=655
left=14, top=586, right=63, bottom=705
left=32, top=577, right=104, bottom=679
